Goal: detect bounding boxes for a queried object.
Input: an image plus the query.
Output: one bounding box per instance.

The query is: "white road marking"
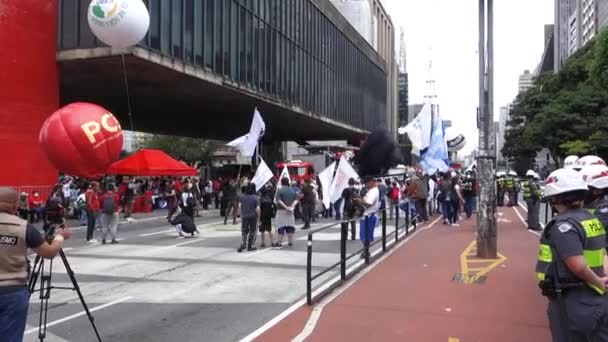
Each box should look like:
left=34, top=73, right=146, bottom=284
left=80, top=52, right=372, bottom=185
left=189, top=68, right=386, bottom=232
left=24, top=296, right=132, bottom=335
left=139, top=229, right=174, bottom=237
left=512, top=207, right=541, bottom=236
left=518, top=202, right=528, bottom=212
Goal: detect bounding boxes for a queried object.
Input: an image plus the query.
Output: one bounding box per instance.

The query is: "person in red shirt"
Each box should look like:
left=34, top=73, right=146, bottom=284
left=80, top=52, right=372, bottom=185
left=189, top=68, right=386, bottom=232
left=85, top=182, right=100, bottom=243
left=99, top=184, right=121, bottom=244
left=28, top=191, right=44, bottom=223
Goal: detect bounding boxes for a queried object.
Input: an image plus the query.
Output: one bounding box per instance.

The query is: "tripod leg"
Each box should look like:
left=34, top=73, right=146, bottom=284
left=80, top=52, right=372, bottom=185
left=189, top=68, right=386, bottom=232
left=28, top=255, right=43, bottom=294
left=59, top=250, right=103, bottom=342
left=38, top=258, right=52, bottom=341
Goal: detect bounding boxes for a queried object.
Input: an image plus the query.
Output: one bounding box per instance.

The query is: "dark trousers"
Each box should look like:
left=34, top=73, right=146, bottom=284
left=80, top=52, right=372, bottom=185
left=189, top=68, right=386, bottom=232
left=497, top=189, right=505, bottom=206
left=333, top=199, right=342, bottom=220
left=464, top=195, right=475, bottom=218
left=344, top=211, right=357, bottom=239
left=0, top=287, right=29, bottom=342
left=167, top=199, right=178, bottom=220
left=214, top=192, right=220, bottom=209
left=225, top=200, right=238, bottom=223
left=260, top=202, right=273, bottom=230
left=241, top=216, right=258, bottom=247
left=301, top=203, right=315, bottom=228
left=86, top=209, right=96, bottom=241
left=416, top=199, right=428, bottom=222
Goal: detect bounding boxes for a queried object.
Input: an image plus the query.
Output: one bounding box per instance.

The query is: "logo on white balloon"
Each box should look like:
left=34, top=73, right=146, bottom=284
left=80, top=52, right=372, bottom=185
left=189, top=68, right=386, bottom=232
left=89, top=0, right=129, bottom=27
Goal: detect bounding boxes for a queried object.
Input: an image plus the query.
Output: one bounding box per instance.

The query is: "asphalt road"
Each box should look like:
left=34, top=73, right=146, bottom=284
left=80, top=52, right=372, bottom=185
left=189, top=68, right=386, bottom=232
left=24, top=211, right=402, bottom=342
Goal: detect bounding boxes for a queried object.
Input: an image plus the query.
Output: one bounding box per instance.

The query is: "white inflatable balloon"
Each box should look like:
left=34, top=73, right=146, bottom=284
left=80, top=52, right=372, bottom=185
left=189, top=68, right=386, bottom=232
left=88, top=0, right=150, bottom=48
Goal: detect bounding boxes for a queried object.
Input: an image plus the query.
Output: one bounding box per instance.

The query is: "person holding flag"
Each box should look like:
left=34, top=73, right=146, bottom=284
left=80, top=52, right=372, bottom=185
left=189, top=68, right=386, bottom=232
left=354, top=176, right=380, bottom=259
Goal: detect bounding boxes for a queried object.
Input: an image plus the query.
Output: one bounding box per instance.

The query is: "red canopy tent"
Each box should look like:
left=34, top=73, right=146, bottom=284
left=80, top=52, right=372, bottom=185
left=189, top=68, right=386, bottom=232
left=106, top=149, right=197, bottom=176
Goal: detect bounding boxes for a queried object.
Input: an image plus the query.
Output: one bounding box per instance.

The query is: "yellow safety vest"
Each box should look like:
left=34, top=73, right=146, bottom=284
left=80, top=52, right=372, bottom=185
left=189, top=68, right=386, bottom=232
left=536, top=213, right=606, bottom=295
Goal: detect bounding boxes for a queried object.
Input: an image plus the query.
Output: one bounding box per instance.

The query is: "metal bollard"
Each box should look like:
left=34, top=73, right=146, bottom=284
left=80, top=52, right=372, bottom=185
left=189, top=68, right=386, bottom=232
left=382, top=209, right=387, bottom=252
left=340, top=222, right=347, bottom=280
left=306, top=234, right=312, bottom=305
left=405, top=202, right=410, bottom=235
left=364, top=216, right=370, bottom=264
left=395, top=203, right=400, bottom=242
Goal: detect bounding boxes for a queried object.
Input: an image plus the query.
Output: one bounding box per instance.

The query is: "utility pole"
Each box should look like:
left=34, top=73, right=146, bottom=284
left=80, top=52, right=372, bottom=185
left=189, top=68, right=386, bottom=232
left=476, top=0, right=497, bottom=258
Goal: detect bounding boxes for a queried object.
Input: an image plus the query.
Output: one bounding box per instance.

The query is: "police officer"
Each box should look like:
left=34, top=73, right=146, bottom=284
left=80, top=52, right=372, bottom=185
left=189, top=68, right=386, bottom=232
left=506, top=171, right=518, bottom=207
left=522, top=170, right=542, bottom=231
left=0, top=187, right=72, bottom=341
left=496, top=171, right=506, bottom=207
left=580, top=165, right=608, bottom=235
left=536, top=169, right=608, bottom=341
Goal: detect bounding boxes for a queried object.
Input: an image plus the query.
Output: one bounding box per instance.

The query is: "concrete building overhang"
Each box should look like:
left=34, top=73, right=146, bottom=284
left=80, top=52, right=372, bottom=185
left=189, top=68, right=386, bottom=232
left=58, top=47, right=369, bottom=142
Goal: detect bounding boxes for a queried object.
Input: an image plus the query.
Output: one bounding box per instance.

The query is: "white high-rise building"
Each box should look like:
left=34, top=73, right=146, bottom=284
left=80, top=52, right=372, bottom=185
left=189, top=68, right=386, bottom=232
left=582, top=0, right=599, bottom=45
left=556, top=0, right=608, bottom=71
left=518, top=70, right=535, bottom=94
left=497, top=105, right=511, bottom=163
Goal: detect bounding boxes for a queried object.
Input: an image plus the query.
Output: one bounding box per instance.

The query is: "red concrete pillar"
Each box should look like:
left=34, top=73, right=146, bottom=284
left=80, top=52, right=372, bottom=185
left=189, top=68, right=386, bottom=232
left=0, top=0, right=59, bottom=187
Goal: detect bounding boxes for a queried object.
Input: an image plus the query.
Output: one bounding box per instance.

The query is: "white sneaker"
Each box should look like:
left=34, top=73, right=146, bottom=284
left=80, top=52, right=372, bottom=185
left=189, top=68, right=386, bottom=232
left=452, top=223, right=460, bottom=227
left=87, top=239, right=98, bottom=244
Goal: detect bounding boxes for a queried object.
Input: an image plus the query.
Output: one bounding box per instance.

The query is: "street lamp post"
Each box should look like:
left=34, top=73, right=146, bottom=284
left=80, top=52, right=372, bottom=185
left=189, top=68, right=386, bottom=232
left=477, top=0, right=497, bottom=258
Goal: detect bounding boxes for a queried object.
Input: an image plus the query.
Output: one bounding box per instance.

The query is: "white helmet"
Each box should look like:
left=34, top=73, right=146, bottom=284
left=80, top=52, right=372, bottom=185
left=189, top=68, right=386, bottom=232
left=543, top=168, right=588, bottom=198
left=564, top=155, right=579, bottom=169
left=579, top=165, right=608, bottom=190
left=508, top=171, right=517, bottom=177
left=496, top=171, right=506, bottom=177
left=574, top=155, right=606, bottom=170
left=525, top=170, right=535, bottom=177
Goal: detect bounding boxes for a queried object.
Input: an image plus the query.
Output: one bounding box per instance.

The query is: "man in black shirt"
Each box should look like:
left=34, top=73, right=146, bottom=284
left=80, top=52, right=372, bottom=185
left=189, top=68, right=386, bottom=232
left=300, top=180, right=316, bottom=229
left=341, top=178, right=358, bottom=240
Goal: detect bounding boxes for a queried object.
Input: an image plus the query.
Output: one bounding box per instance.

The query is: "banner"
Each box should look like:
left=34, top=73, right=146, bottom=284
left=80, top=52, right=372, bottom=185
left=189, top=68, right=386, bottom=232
left=398, top=103, right=432, bottom=156
left=420, top=111, right=450, bottom=175
left=329, top=158, right=359, bottom=204
left=251, top=159, right=274, bottom=192
left=318, top=162, right=336, bottom=209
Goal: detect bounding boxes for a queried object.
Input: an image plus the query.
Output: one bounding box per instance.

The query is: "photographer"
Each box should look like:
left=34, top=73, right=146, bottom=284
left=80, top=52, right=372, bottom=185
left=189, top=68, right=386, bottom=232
left=0, top=187, right=71, bottom=341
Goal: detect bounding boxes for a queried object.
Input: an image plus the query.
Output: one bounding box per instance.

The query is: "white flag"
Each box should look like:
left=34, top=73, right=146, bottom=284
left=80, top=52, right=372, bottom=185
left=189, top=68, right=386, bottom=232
left=318, top=162, right=336, bottom=209
left=251, top=159, right=274, bottom=192
left=329, top=158, right=359, bottom=204
left=398, top=103, right=432, bottom=156
left=227, top=109, right=266, bottom=157
left=277, top=165, right=290, bottom=187
left=226, top=134, right=248, bottom=148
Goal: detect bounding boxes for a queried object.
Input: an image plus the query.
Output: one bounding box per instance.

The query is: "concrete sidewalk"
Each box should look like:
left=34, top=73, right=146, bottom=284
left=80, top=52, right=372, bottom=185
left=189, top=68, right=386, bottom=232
left=253, top=207, right=550, bottom=342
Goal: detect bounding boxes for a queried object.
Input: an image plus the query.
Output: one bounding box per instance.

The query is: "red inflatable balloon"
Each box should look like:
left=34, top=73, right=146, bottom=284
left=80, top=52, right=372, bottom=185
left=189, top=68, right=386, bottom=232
left=39, top=102, right=123, bottom=178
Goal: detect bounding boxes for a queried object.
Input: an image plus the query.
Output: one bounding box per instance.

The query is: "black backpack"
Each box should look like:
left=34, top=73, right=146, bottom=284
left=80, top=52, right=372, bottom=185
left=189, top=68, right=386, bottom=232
left=102, top=195, right=115, bottom=214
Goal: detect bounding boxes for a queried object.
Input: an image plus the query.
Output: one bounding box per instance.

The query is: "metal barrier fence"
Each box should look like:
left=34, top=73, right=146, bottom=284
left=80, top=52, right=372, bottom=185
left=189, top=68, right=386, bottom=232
left=306, top=203, right=418, bottom=305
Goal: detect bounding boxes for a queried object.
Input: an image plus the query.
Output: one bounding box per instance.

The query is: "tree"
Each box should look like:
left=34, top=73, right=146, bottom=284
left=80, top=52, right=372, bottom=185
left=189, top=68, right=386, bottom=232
left=502, top=34, right=608, bottom=166
left=139, top=134, right=220, bottom=163
left=591, top=28, right=608, bottom=89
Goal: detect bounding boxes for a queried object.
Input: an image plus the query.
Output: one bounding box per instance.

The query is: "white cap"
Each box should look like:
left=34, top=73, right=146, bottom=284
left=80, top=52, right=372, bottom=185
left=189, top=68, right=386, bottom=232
left=574, top=155, right=606, bottom=171
left=543, top=168, right=588, bottom=198
left=579, top=165, right=608, bottom=190
left=508, top=171, right=517, bottom=176
left=525, top=170, right=535, bottom=177
left=564, top=155, right=579, bottom=169
left=496, top=171, right=506, bottom=177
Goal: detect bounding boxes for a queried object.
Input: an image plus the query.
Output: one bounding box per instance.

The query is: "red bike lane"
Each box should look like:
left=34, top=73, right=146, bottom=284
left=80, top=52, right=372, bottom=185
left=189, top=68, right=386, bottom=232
left=254, top=207, right=550, bottom=342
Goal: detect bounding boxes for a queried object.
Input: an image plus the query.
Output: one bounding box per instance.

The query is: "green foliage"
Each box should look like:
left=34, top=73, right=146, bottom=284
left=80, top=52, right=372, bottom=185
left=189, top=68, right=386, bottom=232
left=559, top=140, right=592, bottom=156
left=503, top=35, right=608, bottom=165
left=591, top=28, right=608, bottom=89
left=139, top=135, right=220, bottom=163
